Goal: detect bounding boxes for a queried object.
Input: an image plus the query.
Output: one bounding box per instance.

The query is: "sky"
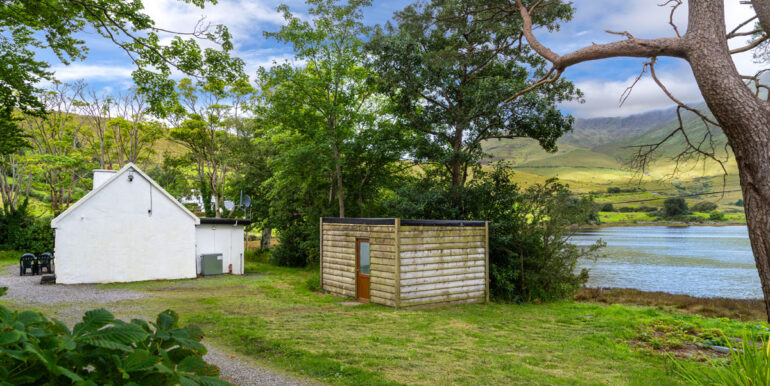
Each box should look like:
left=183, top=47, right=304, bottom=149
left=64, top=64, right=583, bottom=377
left=46, top=0, right=763, bottom=119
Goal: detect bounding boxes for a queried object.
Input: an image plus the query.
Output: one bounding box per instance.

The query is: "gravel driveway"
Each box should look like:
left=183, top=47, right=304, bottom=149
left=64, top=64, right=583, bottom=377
left=0, top=265, right=146, bottom=304
left=0, top=265, right=318, bottom=386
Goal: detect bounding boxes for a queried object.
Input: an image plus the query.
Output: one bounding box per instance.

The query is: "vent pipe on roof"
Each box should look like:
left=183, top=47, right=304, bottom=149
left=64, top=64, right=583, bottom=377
left=92, top=169, right=117, bottom=190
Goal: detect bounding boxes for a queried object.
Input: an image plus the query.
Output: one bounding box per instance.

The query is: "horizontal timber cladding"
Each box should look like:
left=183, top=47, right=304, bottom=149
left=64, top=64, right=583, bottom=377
left=320, top=218, right=489, bottom=308
left=398, top=225, right=488, bottom=307
left=320, top=220, right=396, bottom=304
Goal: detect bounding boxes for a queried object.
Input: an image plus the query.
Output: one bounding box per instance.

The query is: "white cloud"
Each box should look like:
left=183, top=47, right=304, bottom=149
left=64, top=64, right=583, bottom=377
left=548, top=0, right=765, bottom=118
left=561, top=61, right=703, bottom=118
left=141, top=0, right=291, bottom=51
left=50, top=64, right=134, bottom=82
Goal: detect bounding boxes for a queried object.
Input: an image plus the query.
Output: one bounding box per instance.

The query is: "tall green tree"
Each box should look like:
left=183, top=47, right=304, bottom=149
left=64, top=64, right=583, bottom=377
left=367, top=0, right=579, bottom=192
left=262, top=0, right=377, bottom=218
left=108, top=91, right=164, bottom=168
left=23, top=81, right=90, bottom=214
left=170, top=77, right=253, bottom=218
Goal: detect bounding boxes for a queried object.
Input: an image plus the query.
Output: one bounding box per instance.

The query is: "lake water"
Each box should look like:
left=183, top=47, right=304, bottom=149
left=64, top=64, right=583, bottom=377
left=572, top=225, right=762, bottom=299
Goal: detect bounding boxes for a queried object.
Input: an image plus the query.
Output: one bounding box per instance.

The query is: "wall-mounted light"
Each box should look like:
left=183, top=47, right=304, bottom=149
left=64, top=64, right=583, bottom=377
left=128, top=170, right=134, bottom=182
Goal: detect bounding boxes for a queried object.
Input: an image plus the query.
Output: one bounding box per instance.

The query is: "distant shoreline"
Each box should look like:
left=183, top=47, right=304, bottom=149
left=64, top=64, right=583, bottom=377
left=578, top=221, right=747, bottom=229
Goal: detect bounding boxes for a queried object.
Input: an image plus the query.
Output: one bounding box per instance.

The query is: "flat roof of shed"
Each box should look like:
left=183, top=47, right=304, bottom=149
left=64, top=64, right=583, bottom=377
left=199, top=218, right=252, bottom=225
left=321, top=217, right=485, bottom=227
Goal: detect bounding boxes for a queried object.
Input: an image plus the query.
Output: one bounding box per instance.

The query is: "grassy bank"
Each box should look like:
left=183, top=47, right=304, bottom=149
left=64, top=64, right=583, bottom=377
left=3, top=260, right=767, bottom=384
left=598, top=211, right=746, bottom=225
left=576, top=287, right=767, bottom=322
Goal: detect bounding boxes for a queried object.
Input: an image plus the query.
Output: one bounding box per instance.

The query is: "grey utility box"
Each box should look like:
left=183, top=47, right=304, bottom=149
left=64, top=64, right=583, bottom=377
left=201, top=253, right=223, bottom=276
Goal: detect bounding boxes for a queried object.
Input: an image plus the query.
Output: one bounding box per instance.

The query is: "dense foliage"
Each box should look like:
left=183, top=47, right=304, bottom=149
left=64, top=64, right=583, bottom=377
left=0, top=306, right=229, bottom=385
left=386, top=164, right=602, bottom=302
left=0, top=200, right=53, bottom=253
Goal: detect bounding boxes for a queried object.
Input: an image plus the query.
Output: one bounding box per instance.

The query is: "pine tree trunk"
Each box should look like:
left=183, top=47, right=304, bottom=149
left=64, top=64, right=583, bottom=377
left=450, top=127, right=464, bottom=191
left=331, top=141, right=345, bottom=218
left=687, top=0, right=770, bottom=322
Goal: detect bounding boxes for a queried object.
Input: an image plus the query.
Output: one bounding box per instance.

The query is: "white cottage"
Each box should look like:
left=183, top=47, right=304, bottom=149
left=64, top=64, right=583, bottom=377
left=51, top=163, right=249, bottom=284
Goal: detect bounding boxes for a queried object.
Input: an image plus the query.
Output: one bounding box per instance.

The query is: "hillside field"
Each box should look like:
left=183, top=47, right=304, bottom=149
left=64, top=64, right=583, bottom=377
left=483, top=106, right=745, bottom=221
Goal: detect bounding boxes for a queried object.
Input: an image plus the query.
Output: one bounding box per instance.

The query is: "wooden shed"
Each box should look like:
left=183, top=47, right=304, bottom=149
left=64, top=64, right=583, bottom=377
left=320, top=218, right=489, bottom=308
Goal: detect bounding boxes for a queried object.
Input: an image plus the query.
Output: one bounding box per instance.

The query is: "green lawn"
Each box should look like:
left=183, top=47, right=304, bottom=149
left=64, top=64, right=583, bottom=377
left=3, top=260, right=763, bottom=384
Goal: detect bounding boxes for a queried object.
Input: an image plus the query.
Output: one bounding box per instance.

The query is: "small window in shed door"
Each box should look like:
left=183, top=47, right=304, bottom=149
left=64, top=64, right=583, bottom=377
left=356, top=239, right=370, bottom=302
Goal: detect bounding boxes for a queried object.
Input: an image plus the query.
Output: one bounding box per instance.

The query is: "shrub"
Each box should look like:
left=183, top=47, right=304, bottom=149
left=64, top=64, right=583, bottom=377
left=245, top=249, right=269, bottom=263
left=0, top=200, right=54, bottom=253
left=638, top=205, right=658, bottom=212
left=305, top=271, right=321, bottom=292
left=600, top=203, right=615, bottom=212
left=0, top=306, right=230, bottom=385
left=709, top=210, right=726, bottom=221
left=607, top=187, right=622, bottom=194
left=733, top=199, right=744, bottom=207
left=672, top=333, right=770, bottom=386
left=691, top=201, right=718, bottom=213
left=663, top=197, right=689, bottom=218
left=618, top=206, right=639, bottom=213
left=270, top=223, right=315, bottom=267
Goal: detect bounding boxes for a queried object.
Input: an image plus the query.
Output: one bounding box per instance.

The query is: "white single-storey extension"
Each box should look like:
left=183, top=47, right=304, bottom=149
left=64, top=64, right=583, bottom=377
left=196, top=218, right=247, bottom=275
left=51, top=163, right=250, bottom=284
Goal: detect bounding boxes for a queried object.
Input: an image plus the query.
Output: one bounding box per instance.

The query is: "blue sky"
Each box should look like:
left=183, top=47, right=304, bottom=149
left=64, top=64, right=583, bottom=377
left=45, top=0, right=761, bottom=118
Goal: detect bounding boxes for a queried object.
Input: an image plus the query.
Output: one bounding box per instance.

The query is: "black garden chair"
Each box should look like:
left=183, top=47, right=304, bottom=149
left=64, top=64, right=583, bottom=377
left=20, top=253, right=37, bottom=276
left=37, top=252, right=54, bottom=274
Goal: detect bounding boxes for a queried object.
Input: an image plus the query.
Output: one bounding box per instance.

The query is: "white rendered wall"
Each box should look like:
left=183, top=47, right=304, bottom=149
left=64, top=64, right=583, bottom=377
left=92, top=170, right=117, bottom=189
left=195, top=225, right=245, bottom=275
left=54, top=172, right=197, bottom=284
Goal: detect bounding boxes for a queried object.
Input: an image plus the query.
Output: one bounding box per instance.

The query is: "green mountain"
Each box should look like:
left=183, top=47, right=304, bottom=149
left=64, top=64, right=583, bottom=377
left=564, top=107, right=678, bottom=148
left=482, top=105, right=740, bottom=203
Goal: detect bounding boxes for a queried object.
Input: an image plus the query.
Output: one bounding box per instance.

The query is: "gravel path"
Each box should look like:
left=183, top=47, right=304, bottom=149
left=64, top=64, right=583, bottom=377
left=0, top=266, right=146, bottom=304
left=204, top=344, right=317, bottom=386
left=0, top=265, right=317, bottom=386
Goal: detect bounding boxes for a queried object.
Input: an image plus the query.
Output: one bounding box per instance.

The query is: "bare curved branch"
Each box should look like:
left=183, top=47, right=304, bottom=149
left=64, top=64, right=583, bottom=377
left=648, top=57, right=720, bottom=127
left=514, top=0, right=687, bottom=71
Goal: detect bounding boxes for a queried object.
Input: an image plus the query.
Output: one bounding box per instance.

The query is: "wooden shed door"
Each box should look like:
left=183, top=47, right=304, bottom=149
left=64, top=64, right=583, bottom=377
left=356, top=239, right=370, bottom=302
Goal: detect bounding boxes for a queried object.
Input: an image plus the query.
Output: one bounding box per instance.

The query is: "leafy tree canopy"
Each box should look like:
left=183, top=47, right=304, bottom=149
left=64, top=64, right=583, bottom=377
left=0, top=0, right=244, bottom=119
left=367, top=0, right=581, bottom=190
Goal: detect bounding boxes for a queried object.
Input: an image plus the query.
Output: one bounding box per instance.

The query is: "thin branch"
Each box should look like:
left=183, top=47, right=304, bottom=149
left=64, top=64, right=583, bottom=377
left=730, top=34, right=770, bottom=54
left=730, top=28, right=763, bottom=38
left=727, top=15, right=758, bottom=38
left=619, top=62, right=648, bottom=107
left=504, top=67, right=562, bottom=103
left=648, top=57, right=720, bottom=126
left=659, top=0, right=683, bottom=38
